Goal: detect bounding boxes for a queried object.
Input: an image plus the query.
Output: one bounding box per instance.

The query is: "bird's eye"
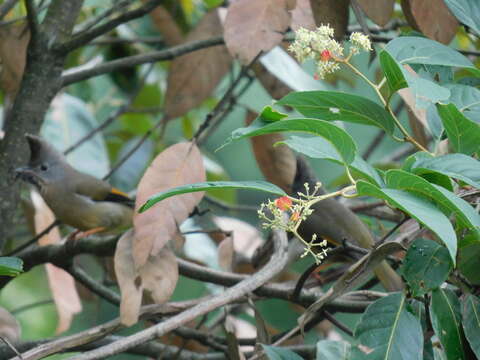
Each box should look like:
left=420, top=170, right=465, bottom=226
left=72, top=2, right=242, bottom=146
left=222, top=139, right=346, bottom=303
left=40, top=164, right=48, bottom=171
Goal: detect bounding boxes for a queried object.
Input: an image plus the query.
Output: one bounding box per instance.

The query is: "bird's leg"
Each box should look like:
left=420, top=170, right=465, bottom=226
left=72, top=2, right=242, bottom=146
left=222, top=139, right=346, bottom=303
left=67, top=227, right=107, bottom=242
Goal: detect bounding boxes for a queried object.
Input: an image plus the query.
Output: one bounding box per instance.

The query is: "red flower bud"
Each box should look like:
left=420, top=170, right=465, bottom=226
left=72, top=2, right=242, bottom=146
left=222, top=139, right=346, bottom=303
left=320, top=49, right=331, bottom=62
left=274, top=196, right=292, bottom=211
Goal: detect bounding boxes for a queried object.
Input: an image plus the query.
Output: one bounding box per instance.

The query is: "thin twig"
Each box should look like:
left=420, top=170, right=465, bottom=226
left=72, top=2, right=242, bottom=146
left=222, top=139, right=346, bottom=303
left=193, top=54, right=260, bottom=144
left=59, top=0, right=161, bottom=53
left=61, top=36, right=224, bottom=87
left=323, top=311, right=353, bottom=336
left=197, top=74, right=256, bottom=145
left=67, top=266, right=121, bottom=305
left=24, top=0, right=39, bottom=36
left=90, top=36, right=164, bottom=46
left=102, top=118, right=163, bottom=180
left=5, top=220, right=60, bottom=256
left=0, top=336, right=23, bottom=359
left=64, top=64, right=155, bottom=155
left=375, top=216, right=408, bottom=246
left=75, top=0, right=136, bottom=34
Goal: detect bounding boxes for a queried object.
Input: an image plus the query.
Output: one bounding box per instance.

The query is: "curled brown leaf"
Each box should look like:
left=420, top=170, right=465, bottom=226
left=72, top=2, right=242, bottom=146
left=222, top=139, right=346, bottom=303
left=133, top=142, right=206, bottom=267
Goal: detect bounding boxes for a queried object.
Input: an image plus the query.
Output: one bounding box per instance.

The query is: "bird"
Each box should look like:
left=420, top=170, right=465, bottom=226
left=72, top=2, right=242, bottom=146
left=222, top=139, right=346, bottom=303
left=16, top=134, right=133, bottom=235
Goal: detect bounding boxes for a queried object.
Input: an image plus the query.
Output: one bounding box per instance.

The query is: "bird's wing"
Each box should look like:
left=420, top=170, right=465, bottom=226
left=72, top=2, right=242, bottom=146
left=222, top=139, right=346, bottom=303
left=103, top=188, right=135, bottom=208
left=72, top=170, right=134, bottom=207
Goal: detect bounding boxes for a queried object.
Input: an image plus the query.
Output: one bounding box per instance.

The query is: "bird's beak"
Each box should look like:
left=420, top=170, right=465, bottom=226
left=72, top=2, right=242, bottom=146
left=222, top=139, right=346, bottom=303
left=15, top=167, right=43, bottom=188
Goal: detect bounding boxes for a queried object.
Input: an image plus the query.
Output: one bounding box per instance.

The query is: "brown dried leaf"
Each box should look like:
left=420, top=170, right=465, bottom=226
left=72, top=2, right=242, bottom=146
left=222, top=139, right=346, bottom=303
left=133, top=142, right=206, bottom=267
left=398, top=88, right=429, bottom=149
left=0, top=307, right=20, bottom=342
left=401, top=0, right=458, bottom=44
left=114, top=230, right=143, bottom=326
left=246, top=111, right=296, bottom=193
left=0, top=23, right=29, bottom=100
left=164, top=10, right=232, bottom=119
left=224, top=0, right=292, bottom=64
left=356, top=0, right=395, bottom=26
left=291, top=0, right=316, bottom=30
left=30, top=191, right=82, bottom=334
left=115, top=229, right=179, bottom=326
left=217, top=236, right=235, bottom=271
left=139, top=247, right=178, bottom=305
left=148, top=5, right=184, bottom=46
left=309, top=0, right=349, bottom=40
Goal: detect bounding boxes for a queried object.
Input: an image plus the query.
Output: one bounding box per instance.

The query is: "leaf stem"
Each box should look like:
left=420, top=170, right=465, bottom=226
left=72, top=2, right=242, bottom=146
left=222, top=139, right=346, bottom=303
left=342, top=60, right=430, bottom=153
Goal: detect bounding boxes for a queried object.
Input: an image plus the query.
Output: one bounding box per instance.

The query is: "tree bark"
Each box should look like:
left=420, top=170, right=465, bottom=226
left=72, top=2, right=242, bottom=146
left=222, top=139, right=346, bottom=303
left=0, top=0, right=84, bottom=249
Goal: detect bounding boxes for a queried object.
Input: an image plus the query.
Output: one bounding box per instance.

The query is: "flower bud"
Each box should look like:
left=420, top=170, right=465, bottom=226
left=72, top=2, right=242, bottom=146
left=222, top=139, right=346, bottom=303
left=274, top=196, right=292, bottom=211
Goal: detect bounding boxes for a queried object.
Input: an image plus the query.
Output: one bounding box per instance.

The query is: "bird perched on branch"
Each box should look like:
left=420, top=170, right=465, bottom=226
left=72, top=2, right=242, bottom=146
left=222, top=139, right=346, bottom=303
left=16, top=134, right=133, bottom=235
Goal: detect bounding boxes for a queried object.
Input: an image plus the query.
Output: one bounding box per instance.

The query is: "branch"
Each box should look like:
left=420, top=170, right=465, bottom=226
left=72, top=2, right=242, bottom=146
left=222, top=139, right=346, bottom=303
left=193, top=53, right=259, bottom=143
left=74, top=0, right=137, bottom=34
left=61, top=36, right=224, bottom=87
left=3, top=232, right=374, bottom=313
left=3, top=336, right=317, bottom=359
left=64, top=230, right=289, bottom=359
left=63, top=64, right=155, bottom=156
left=24, top=0, right=39, bottom=36
left=59, top=0, right=161, bottom=53
left=67, top=265, right=120, bottom=305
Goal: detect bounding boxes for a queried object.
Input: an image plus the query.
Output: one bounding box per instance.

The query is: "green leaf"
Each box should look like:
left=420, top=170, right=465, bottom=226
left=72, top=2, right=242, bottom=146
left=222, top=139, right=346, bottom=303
left=0, top=257, right=23, bottom=277
left=379, top=50, right=408, bottom=94
left=408, top=299, right=428, bottom=332
left=386, top=169, right=480, bottom=231
left=444, top=0, right=480, bottom=36
left=221, top=118, right=357, bottom=164
left=462, top=294, right=480, bottom=358
left=410, top=153, right=480, bottom=189
left=385, top=36, right=478, bottom=75
left=262, top=345, right=303, bottom=360
left=446, top=84, right=480, bottom=123
left=401, top=239, right=453, bottom=297
left=437, top=103, right=480, bottom=155
left=139, top=181, right=286, bottom=212
left=430, top=288, right=466, bottom=360
left=379, top=50, right=450, bottom=108
left=279, top=136, right=384, bottom=186
left=357, top=181, right=457, bottom=264
left=316, top=340, right=351, bottom=360
left=259, top=105, right=288, bottom=122
left=458, top=232, right=480, bottom=285
left=354, top=293, right=423, bottom=360
left=402, top=70, right=451, bottom=109
left=276, top=91, right=395, bottom=134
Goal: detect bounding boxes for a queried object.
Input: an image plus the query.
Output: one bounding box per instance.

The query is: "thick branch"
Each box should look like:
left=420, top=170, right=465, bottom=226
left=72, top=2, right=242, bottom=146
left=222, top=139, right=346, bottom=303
left=0, top=0, right=83, bottom=249
left=63, top=230, right=289, bottom=359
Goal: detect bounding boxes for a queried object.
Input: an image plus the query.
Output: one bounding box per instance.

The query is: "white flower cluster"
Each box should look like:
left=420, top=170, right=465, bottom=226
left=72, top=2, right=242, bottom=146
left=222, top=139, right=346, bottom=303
left=349, top=32, right=372, bottom=55
left=289, top=25, right=343, bottom=79
left=257, top=182, right=329, bottom=264
left=288, top=25, right=372, bottom=79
